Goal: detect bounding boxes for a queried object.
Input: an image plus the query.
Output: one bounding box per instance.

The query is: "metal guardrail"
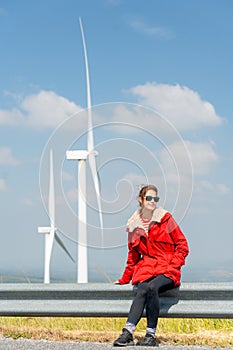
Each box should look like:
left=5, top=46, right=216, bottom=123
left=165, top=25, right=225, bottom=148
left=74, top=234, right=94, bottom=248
left=0, top=283, right=232, bottom=318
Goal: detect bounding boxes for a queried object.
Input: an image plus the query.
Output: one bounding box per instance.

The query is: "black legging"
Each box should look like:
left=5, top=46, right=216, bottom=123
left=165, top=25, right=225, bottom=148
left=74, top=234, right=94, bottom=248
left=127, top=274, right=174, bottom=329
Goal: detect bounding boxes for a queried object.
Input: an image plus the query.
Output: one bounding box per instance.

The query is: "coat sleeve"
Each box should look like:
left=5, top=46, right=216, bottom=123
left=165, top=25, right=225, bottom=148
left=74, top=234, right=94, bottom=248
left=118, top=231, right=141, bottom=284
left=166, top=216, right=189, bottom=268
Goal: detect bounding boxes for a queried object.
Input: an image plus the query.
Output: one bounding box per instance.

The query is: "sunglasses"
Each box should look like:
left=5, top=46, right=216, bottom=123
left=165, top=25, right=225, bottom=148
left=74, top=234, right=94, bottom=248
left=144, top=196, right=160, bottom=202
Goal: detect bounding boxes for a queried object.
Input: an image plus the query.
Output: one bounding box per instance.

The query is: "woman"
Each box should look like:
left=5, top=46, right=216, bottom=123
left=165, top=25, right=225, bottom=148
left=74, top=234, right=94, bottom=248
left=113, top=185, right=189, bottom=347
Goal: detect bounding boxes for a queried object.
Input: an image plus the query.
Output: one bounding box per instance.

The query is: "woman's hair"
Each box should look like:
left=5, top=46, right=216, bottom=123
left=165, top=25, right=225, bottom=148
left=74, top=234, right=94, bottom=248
left=138, top=184, right=158, bottom=207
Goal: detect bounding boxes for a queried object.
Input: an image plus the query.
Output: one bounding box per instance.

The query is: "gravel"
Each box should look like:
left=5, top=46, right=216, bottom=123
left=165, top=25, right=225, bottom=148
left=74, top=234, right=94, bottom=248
left=0, top=337, right=231, bottom=350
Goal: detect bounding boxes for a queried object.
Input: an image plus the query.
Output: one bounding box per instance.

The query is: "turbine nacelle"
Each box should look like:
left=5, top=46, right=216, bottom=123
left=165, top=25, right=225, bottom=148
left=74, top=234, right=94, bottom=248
left=66, top=150, right=98, bottom=160
left=38, top=226, right=56, bottom=234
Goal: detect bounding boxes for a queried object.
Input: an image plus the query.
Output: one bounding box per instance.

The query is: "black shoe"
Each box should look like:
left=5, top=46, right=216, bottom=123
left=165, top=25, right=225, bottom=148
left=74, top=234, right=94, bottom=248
left=136, top=333, right=158, bottom=346
left=113, top=328, right=134, bottom=347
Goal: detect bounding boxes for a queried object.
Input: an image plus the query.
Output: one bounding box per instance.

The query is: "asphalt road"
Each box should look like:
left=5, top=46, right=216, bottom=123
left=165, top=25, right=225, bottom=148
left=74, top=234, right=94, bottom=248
left=0, top=338, right=231, bottom=350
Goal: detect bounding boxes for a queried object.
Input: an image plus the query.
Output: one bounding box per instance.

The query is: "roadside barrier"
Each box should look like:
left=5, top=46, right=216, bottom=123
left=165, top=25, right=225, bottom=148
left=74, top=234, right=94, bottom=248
left=0, top=282, right=232, bottom=318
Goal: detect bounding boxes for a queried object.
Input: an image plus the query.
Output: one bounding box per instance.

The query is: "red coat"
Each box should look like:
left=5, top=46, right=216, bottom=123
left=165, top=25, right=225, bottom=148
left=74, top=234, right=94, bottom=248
left=118, top=207, right=189, bottom=287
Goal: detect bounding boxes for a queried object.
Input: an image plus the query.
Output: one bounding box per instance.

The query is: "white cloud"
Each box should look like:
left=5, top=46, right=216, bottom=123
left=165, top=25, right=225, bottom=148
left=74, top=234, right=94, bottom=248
left=184, top=141, right=218, bottom=174
left=0, top=147, right=20, bottom=166
left=128, top=18, right=174, bottom=40
left=0, top=178, right=7, bottom=191
left=0, top=109, right=24, bottom=126
left=22, top=90, right=81, bottom=128
left=97, top=103, right=182, bottom=137
left=198, top=180, right=230, bottom=195
left=0, top=85, right=222, bottom=136
left=158, top=139, right=218, bottom=213
left=21, top=198, right=36, bottom=206
left=129, top=82, right=222, bottom=131
left=105, top=104, right=151, bottom=134
left=0, top=90, right=82, bottom=129
left=160, top=140, right=218, bottom=176
left=3, top=90, right=25, bottom=104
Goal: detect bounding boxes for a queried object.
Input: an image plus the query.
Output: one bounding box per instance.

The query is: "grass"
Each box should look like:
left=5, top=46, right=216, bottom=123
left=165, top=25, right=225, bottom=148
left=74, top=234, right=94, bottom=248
left=0, top=317, right=232, bottom=347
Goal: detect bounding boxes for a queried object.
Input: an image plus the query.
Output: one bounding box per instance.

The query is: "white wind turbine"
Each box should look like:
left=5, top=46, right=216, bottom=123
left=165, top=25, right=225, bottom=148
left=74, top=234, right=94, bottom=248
left=66, top=18, right=103, bottom=283
left=38, top=149, right=74, bottom=284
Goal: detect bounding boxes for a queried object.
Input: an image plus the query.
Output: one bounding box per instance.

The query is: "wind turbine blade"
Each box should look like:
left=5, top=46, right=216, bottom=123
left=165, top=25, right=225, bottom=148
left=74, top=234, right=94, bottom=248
left=79, top=18, right=104, bottom=242
left=88, top=152, right=104, bottom=240
left=79, top=17, right=93, bottom=152
left=54, top=232, right=75, bottom=262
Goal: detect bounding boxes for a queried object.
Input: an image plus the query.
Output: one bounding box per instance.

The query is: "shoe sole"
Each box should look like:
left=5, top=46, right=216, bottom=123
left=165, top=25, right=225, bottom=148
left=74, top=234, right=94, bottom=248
left=113, top=340, right=134, bottom=347
left=136, top=342, right=158, bottom=346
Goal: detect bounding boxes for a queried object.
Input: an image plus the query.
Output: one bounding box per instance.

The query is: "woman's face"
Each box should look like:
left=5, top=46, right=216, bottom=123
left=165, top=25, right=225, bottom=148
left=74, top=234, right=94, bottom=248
left=141, top=189, right=157, bottom=211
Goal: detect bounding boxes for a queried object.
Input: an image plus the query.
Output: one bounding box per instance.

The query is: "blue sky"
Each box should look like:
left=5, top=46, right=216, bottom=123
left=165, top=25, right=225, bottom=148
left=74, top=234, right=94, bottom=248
left=0, top=0, right=232, bottom=282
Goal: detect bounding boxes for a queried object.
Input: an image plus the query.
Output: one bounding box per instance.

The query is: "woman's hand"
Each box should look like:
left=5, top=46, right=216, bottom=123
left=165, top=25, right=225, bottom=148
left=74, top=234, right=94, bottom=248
left=113, top=280, right=121, bottom=284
